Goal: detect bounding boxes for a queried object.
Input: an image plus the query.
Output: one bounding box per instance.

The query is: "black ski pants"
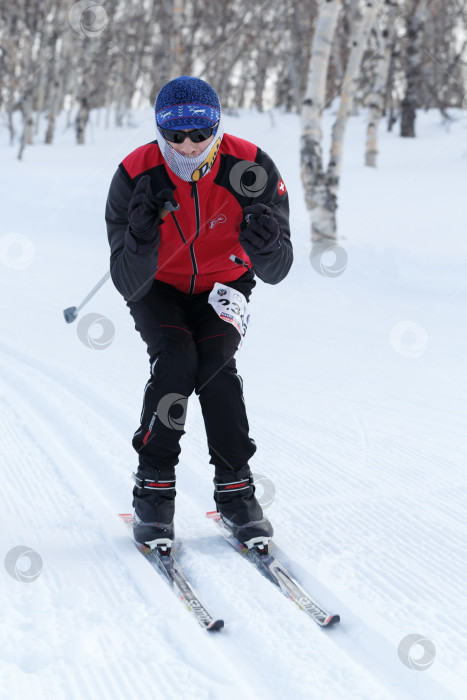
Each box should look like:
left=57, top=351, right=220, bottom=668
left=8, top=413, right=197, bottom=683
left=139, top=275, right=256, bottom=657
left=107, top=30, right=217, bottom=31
left=126, top=271, right=257, bottom=477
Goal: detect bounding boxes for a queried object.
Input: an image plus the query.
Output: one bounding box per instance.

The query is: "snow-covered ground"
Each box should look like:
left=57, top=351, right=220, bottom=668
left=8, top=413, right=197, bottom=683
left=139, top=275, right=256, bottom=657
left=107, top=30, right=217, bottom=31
left=1, top=105, right=466, bottom=700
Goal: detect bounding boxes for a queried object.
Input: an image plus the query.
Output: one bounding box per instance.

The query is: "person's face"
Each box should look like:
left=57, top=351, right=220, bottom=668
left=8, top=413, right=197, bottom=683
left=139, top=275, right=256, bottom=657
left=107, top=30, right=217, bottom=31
left=170, top=130, right=214, bottom=158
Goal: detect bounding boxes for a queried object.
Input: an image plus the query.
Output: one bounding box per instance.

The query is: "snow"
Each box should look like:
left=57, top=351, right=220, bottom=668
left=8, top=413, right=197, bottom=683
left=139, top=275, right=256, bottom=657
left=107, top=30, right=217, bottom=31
left=1, top=105, right=466, bottom=700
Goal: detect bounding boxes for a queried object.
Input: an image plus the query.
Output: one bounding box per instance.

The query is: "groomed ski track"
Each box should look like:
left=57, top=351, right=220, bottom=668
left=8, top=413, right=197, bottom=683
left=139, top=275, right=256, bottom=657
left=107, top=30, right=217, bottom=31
left=2, top=107, right=466, bottom=699
left=0, top=338, right=461, bottom=700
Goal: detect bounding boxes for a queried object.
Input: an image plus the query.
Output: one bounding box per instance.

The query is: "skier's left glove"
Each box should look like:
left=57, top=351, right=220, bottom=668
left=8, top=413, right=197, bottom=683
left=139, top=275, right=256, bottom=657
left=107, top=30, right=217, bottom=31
left=240, top=203, right=282, bottom=255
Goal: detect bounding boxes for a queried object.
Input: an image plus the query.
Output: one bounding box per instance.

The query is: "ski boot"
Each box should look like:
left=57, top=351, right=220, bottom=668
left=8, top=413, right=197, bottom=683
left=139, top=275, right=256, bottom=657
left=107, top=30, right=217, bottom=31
left=214, top=464, right=273, bottom=550
left=132, top=467, right=175, bottom=552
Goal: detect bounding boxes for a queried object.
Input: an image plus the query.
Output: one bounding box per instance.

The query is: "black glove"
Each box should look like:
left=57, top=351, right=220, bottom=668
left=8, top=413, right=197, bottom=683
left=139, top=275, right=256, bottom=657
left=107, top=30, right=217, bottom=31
left=239, top=203, right=282, bottom=255
left=128, top=175, right=178, bottom=239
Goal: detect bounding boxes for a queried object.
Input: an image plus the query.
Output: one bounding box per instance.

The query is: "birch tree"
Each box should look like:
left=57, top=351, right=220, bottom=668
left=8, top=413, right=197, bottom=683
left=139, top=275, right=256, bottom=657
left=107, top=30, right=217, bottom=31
left=327, top=1, right=380, bottom=203
left=273, top=0, right=303, bottom=112
left=170, top=0, right=184, bottom=79
left=365, top=1, right=397, bottom=165
left=17, top=0, right=48, bottom=159
left=300, top=0, right=343, bottom=244
left=44, top=15, right=66, bottom=145
left=0, top=0, right=465, bottom=159
left=301, top=0, right=380, bottom=242
left=400, top=0, right=424, bottom=137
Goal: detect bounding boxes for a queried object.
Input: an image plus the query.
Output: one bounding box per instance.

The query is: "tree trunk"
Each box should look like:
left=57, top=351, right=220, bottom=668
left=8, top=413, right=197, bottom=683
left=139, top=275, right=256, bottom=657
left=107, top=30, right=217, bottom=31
left=45, top=31, right=61, bottom=145
left=18, top=91, right=34, bottom=160
left=327, top=1, right=379, bottom=199
left=274, top=0, right=302, bottom=113
left=300, top=0, right=343, bottom=243
left=170, top=0, right=184, bottom=79
left=400, top=1, right=424, bottom=138
left=76, top=97, right=89, bottom=144
left=365, top=2, right=397, bottom=166
left=385, top=38, right=397, bottom=131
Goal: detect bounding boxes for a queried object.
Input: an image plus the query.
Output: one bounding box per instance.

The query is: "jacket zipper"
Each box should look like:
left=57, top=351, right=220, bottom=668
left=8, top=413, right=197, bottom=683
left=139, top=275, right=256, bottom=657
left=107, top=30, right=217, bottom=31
left=189, top=182, right=201, bottom=294
left=171, top=212, right=186, bottom=243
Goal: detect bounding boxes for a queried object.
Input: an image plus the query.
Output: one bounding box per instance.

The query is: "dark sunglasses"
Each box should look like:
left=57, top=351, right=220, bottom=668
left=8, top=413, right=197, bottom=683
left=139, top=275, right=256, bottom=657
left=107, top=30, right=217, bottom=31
left=160, top=123, right=218, bottom=144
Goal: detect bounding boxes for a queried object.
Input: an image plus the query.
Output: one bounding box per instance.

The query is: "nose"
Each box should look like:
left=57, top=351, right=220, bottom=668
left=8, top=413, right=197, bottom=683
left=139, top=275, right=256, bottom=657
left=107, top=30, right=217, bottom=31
left=180, top=141, right=196, bottom=156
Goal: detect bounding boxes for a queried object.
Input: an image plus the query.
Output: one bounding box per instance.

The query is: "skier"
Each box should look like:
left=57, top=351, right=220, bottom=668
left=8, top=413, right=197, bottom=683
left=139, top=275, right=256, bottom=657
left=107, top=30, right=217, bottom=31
left=106, top=76, right=293, bottom=549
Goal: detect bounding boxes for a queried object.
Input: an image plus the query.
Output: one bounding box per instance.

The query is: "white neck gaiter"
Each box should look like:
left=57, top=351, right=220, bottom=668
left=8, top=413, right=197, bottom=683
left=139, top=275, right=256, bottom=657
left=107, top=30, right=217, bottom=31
left=157, top=118, right=224, bottom=183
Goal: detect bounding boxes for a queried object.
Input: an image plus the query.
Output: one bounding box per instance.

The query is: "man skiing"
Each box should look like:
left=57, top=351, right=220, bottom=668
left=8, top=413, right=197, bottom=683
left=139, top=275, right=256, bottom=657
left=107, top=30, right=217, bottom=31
left=106, top=76, right=293, bottom=549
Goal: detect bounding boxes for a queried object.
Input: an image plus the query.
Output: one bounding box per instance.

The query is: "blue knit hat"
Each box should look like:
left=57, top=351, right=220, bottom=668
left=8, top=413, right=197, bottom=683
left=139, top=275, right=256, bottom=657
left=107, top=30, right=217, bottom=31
left=155, top=76, right=221, bottom=131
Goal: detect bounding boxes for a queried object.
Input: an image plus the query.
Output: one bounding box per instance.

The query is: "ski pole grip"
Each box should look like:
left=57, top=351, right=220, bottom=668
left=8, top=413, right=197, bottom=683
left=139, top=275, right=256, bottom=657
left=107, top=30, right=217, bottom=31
left=160, top=201, right=180, bottom=218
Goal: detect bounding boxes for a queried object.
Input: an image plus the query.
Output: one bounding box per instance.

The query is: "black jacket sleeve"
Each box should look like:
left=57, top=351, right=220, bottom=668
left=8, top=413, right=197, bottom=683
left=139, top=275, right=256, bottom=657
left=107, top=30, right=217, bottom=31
left=245, top=149, right=293, bottom=285
left=105, top=166, right=159, bottom=302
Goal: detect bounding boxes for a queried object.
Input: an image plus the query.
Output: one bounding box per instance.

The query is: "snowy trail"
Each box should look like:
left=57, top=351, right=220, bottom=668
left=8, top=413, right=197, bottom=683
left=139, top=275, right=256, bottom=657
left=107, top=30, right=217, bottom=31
left=0, top=340, right=460, bottom=700
left=2, top=108, right=467, bottom=698
left=0, top=345, right=274, bottom=700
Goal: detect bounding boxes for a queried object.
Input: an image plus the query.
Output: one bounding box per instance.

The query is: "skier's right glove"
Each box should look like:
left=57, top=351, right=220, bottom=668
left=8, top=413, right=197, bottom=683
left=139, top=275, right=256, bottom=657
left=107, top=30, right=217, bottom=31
left=128, top=175, right=178, bottom=240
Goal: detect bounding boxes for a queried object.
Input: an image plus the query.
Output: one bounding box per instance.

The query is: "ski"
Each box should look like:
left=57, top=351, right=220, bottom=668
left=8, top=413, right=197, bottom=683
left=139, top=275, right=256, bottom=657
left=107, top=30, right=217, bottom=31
left=206, top=511, right=340, bottom=628
left=119, top=514, right=224, bottom=632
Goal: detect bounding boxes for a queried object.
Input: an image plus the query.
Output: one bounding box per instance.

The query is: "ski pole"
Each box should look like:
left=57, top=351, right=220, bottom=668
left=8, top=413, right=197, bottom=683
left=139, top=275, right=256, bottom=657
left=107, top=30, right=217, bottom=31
left=63, top=270, right=111, bottom=323
left=63, top=197, right=179, bottom=324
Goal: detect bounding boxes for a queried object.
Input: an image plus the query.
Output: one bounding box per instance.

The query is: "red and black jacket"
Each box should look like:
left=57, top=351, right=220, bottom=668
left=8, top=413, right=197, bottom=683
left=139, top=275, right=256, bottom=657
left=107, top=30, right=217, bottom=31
left=105, top=133, right=293, bottom=301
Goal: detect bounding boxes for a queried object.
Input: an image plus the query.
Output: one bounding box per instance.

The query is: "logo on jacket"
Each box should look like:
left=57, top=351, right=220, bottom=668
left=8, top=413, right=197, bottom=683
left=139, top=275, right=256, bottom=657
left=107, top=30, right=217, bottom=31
left=191, top=137, right=221, bottom=182
left=217, top=288, right=227, bottom=296
left=278, top=179, right=287, bottom=195
left=208, top=214, right=227, bottom=229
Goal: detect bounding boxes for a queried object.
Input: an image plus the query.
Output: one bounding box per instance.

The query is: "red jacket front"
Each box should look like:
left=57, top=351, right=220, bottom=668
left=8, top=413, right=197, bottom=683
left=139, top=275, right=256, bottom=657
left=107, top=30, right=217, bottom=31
left=106, top=133, right=292, bottom=301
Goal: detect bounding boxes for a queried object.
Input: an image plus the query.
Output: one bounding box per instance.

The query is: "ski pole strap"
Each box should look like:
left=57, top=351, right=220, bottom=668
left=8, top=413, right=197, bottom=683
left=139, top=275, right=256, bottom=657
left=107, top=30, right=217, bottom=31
left=132, top=473, right=176, bottom=491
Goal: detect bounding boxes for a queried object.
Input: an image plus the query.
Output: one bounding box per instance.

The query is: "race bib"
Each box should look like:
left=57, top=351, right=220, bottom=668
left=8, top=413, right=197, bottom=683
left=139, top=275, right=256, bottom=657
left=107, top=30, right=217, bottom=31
left=208, top=283, right=250, bottom=343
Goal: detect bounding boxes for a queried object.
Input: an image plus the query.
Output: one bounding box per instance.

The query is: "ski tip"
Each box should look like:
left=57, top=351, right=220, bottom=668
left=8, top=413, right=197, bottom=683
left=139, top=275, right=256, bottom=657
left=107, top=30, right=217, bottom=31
left=119, top=513, right=134, bottom=525
left=206, top=511, right=220, bottom=521
left=207, top=619, right=224, bottom=632
left=323, top=614, right=341, bottom=626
